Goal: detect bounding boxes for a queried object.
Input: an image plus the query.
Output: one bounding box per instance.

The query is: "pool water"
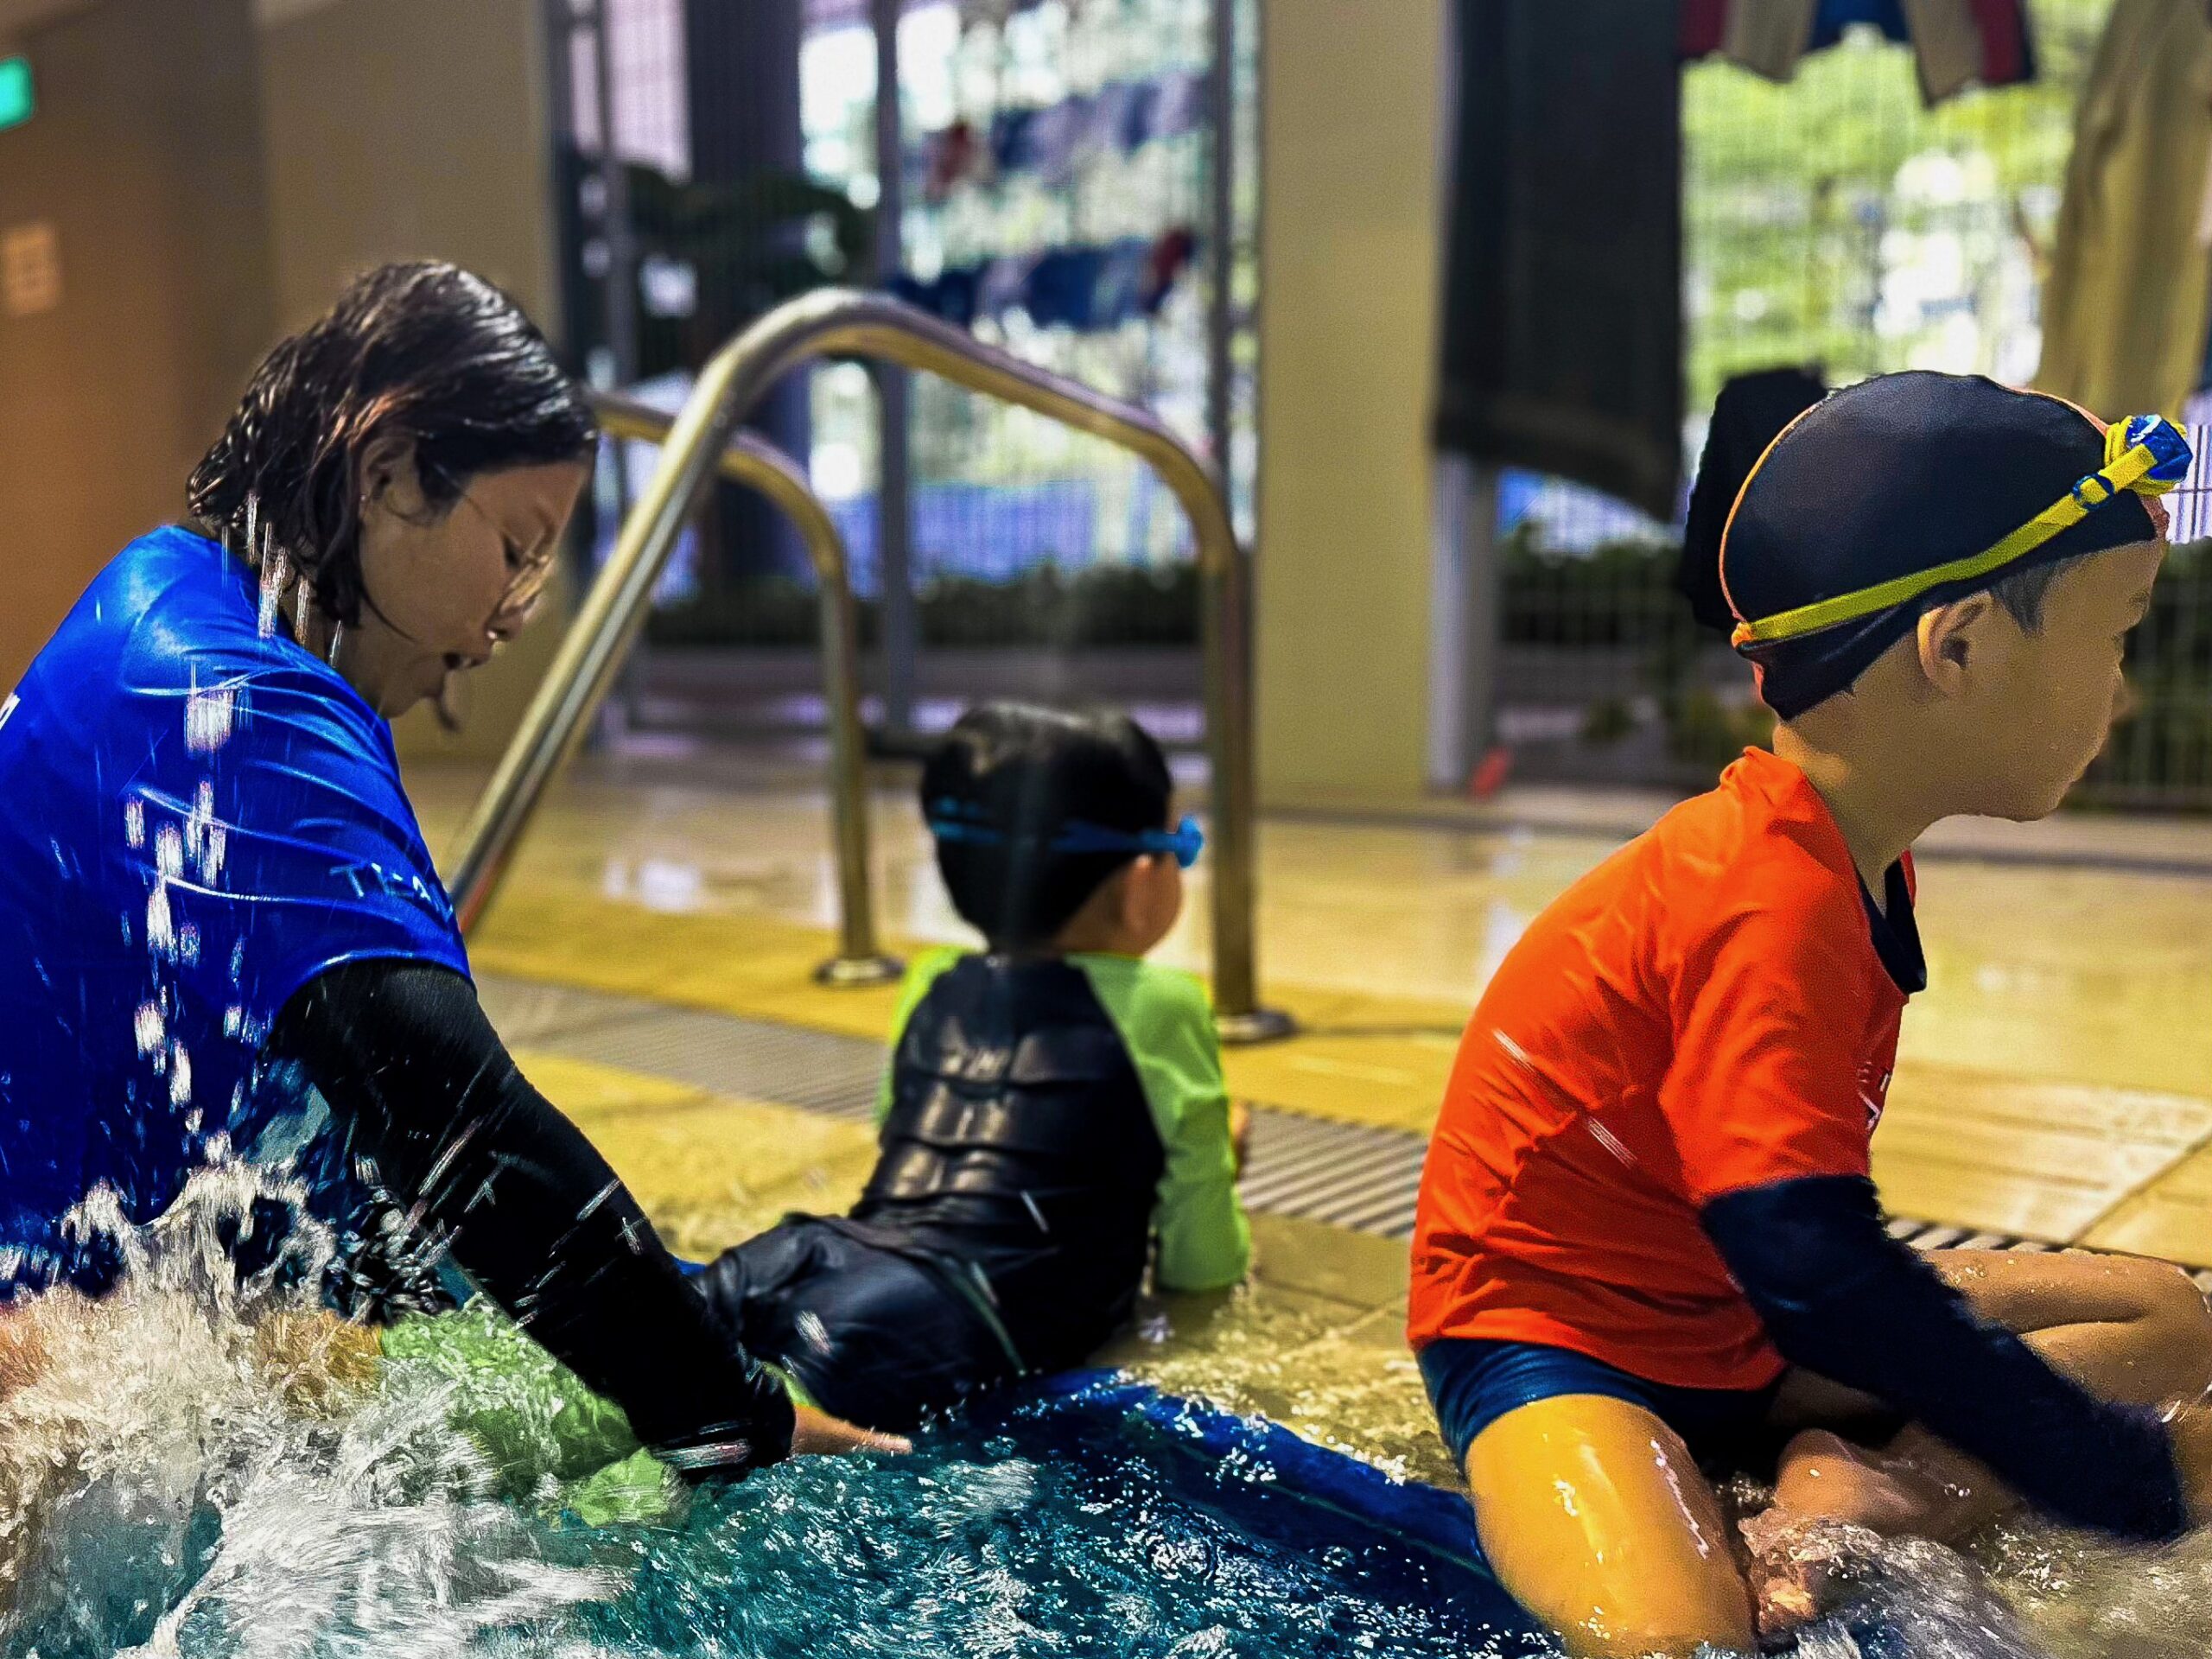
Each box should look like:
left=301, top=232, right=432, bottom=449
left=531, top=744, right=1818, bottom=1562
left=5, top=1169, right=2209, bottom=1659
left=573, top=1389, right=1548, bottom=1659
left=0, top=1172, right=1551, bottom=1659
left=22, top=1398, right=1544, bottom=1659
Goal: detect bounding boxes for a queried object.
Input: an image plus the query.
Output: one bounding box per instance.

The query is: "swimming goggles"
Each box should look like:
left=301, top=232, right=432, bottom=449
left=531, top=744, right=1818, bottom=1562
left=1731, top=412, right=2192, bottom=648
left=926, top=799, right=1206, bottom=869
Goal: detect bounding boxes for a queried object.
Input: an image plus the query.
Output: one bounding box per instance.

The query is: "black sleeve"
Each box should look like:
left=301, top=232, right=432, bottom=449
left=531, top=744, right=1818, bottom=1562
left=271, top=959, right=794, bottom=1471
left=1701, top=1173, right=2186, bottom=1541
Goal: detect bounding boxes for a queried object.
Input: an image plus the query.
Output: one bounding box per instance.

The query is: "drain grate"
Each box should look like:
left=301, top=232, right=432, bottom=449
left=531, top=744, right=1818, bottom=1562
left=1241, top=1112, right=1427, bottom=1236
left=477, top=972, right=2212, bottom=1289
left=479, top=976, right=881, bottom=1121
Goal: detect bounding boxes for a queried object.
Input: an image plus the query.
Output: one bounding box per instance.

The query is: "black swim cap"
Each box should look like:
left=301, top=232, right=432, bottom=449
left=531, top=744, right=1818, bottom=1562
left=1719, top=372, right=2177, bottom=718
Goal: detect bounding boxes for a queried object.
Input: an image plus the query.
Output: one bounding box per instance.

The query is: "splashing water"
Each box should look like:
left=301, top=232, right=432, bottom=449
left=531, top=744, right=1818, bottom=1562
left=0, top=1169, right=1541, bottom=1659
left=183, top=783, right=226, bottom=885
left=1975, top=1519, right=2212, bottom=1659
left=1733, top=1497, right=2212, bottom=1658
left=183, top=681, right=237, bottom=758
left=0, top=1170, right=623, bottom=1658
left=254, top=550, right=289, bottom=643
left=12, top=1164, right=2212, bottom=1657
left=143, top=882, right=175, bottom=958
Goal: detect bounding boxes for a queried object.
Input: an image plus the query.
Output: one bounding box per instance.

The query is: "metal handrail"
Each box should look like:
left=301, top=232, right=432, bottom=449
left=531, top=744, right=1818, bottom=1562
left=588, top=396, right=897, bottom=988
left=483, top=395, right=898, bottom=986
left=448, top=289, right=1292, bottom=1042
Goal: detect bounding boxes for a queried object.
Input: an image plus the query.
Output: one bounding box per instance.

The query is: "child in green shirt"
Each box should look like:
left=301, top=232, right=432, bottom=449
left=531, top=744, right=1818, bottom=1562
left=696, top=702, right=1252, bottom=1431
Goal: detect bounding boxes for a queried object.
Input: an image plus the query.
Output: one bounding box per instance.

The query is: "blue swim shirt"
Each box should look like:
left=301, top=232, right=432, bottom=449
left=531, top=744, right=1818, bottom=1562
left=0, top=526, right=469, bottom=1274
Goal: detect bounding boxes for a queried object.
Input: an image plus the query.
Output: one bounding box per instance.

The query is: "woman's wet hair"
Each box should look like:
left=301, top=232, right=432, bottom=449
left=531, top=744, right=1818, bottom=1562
left=187, top=261, right=597, bottom=628
left=921, top=702, right=1173, bottom=951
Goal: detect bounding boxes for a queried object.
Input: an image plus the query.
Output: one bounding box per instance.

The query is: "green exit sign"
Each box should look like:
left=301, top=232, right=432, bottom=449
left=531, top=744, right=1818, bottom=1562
left=0, top=58, right=32, bottom=134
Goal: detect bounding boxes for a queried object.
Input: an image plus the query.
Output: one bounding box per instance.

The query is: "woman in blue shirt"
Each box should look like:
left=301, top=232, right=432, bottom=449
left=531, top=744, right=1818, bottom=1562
left=0, top=261, right=887, bottom=1470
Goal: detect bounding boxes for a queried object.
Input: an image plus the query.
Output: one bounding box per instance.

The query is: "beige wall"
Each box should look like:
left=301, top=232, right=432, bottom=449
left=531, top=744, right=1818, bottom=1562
left=0, top=0, right=569, bottom=772
left=0, top=0, right=275, bottom=690
left=257, top=0, right=568, bottom=766
left=1255, top=0, right=1444, bottom=800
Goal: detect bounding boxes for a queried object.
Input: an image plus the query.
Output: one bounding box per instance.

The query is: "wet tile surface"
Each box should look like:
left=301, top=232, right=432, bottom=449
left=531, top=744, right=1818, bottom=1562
left=464, top=751, right=2212, bottom=1473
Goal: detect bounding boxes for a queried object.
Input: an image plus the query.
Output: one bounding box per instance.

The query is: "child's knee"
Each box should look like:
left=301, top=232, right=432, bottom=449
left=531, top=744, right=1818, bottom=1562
left=2129, top=1260, right=2212, bottom=1393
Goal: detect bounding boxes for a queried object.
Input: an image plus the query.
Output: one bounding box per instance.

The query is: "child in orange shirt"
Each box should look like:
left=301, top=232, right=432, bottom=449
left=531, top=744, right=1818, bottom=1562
left=1410, top=373, right=2212, bottom=1655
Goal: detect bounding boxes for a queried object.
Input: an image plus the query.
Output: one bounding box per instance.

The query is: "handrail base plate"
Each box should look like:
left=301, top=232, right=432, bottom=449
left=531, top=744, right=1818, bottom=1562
left=813, top=954, right=908, bottom=990
left=1216, top=1006, right=1300, bottom=1048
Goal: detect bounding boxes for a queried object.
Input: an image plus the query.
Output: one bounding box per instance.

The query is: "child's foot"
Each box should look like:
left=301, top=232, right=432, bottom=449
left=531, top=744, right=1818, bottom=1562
left=1740, top=1430, right=1951, bottom=1640
left=1739, top=1505, right=1836, bottom=1639
left=0, top=1299, right=52, bottom=1401
left=1772, top=1427, right=1949, bottom=1535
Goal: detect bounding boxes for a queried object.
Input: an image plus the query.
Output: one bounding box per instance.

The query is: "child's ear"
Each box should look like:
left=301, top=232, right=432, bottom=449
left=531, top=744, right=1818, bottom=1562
left=1115, top=862, right=1167, bottom=929
left=355, top=435, right=423, bottom=518
left=1116, top=856, right=1156, bottom=925
left=1916, top=594, right=1993, bottom=696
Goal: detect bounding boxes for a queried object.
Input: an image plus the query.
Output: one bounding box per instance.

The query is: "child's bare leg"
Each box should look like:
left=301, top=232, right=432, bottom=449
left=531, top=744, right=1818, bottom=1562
left=0, top=1292, right=86, bottom=1608
left=0, top=1296, right=58, bottom=1402
left=1774, top=1249, right=2212, bottom=1544
left=1464, top=1395, right=1755, bottom=1657
left=1743, top=1252, right=2210, bottom=1640
left=251, top=1309, right=383, bottom=1414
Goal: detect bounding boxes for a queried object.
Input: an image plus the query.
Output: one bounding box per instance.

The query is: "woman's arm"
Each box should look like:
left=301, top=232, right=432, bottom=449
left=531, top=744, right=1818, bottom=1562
left=270, top=959, right=796, bottom=1470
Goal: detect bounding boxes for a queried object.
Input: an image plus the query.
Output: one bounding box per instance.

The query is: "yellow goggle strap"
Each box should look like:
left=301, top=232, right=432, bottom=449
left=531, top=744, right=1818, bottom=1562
left=1731, top=418, right=2182, bottom=649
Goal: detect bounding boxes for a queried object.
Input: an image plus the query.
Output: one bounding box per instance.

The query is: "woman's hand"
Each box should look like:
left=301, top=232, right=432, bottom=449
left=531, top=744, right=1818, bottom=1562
left=1230, top=1101, right=1253, bottom=1178
left=790, top=1404, right=912, bottom=1458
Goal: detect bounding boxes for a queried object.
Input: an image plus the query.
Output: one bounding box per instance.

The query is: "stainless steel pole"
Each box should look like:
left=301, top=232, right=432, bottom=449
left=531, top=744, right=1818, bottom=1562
left=870, top=0, right=918, bottom=740
left=1205, top=0, right=1236, bottom=480
left=587, top=394, right=900, bottom=986
left=588, top=0, right=643, bottom=734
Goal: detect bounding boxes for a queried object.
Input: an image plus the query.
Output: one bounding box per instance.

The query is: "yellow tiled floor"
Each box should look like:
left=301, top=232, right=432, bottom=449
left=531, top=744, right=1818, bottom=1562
left=512, top=1051, right=883, bottom=1262
left=420, top=760, right=2212, bottom=1265
left=2082, top=1142, right=2212, bottom=1264
left=512, top=1046, right=1448, bottom=1481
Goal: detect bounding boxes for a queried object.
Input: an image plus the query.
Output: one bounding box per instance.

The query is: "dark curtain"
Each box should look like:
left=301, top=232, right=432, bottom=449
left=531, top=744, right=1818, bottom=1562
left=1433, top=1, right=1685, bottom=521
left=684, top=0, right=811, bottom=586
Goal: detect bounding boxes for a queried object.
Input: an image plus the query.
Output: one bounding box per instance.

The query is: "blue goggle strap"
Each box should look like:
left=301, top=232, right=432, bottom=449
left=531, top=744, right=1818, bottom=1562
left=927, top=803, right=1205, bottom=869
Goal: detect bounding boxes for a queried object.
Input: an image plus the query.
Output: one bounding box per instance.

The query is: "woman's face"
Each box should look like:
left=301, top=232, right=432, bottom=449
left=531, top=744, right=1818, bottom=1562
left=340, top=444, right=590, bottom=717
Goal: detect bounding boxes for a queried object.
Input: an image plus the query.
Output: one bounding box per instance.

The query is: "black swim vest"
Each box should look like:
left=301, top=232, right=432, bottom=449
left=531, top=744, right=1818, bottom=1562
left=854, top=955, right=1166, bottom=1371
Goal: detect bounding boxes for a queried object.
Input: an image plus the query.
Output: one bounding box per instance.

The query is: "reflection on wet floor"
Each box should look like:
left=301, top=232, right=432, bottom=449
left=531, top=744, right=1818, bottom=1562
left=1107, top=1283, right=1454, bottom=1489
left=510, top=1046, right=1453, bottom=1487
left=423, top=757, right=2212, bottom=1264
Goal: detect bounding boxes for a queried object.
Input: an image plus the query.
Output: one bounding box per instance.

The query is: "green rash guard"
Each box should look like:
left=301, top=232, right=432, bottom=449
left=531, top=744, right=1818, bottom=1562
left=879, top=947, right=1251, bottom=1293
left=379, top=1301, right=677, bottom=1527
